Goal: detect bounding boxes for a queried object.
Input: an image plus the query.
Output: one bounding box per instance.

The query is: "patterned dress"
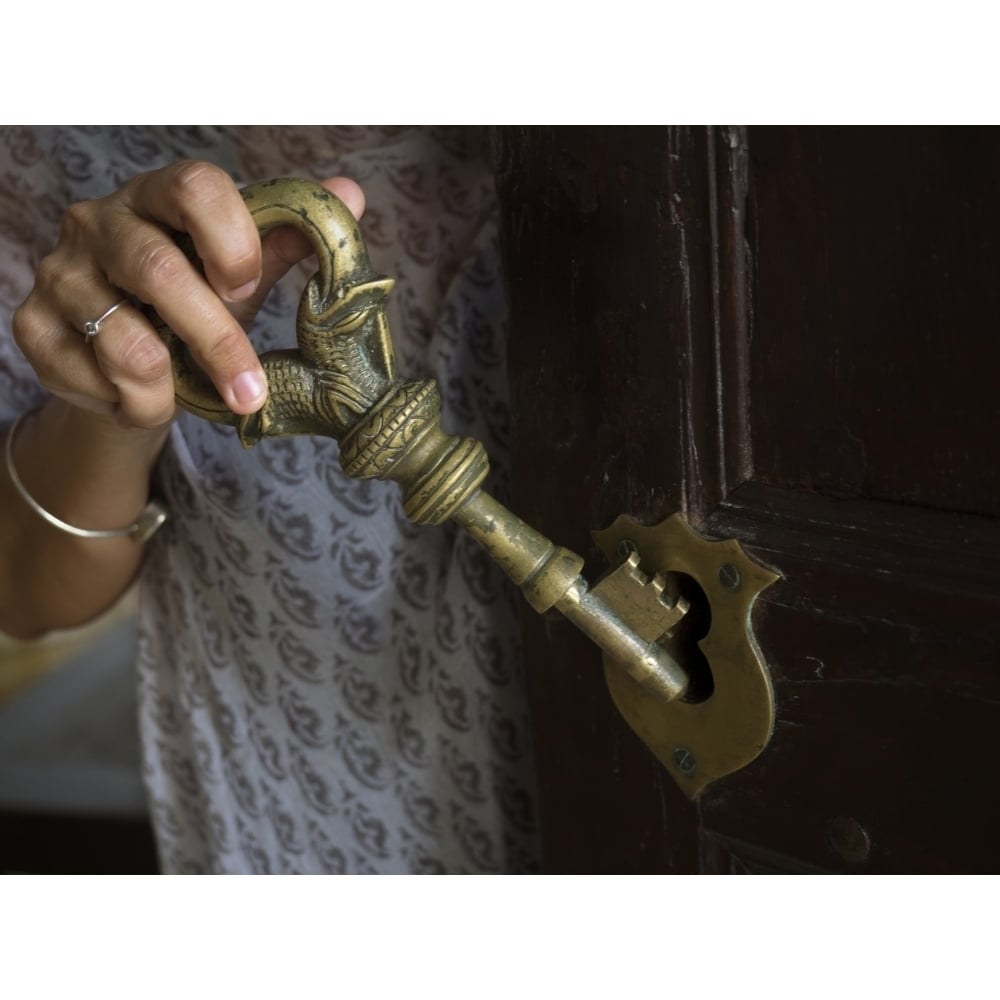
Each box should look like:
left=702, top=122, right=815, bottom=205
left=0, top=126, right=540, bottom=873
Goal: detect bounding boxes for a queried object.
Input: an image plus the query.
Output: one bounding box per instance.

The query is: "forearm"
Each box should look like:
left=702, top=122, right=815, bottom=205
left=0, top=398, right=168, bottom=639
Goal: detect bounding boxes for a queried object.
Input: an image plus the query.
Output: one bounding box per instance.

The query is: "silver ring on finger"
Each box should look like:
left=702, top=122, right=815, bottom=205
left=82, top=299, right=128, bottom=344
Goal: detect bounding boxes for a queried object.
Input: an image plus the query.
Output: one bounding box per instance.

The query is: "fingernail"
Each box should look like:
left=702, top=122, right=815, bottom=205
left=229, top=279, right=259, bottom=302
left=232, top=369, right=267, bottom=408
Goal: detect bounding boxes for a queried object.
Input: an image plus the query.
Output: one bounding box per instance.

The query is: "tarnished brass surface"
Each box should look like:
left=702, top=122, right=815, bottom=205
left=594, top=514, right=779, bottom=798
left=152, top=178, right=690, bottom=702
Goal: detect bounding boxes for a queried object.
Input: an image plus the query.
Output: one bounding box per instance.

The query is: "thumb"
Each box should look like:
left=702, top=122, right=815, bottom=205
left=322, top=176, right=365, bottom=220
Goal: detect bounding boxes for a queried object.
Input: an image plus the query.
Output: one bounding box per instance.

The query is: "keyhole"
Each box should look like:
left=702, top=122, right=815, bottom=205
left=660, top=571, right=714, bottom=703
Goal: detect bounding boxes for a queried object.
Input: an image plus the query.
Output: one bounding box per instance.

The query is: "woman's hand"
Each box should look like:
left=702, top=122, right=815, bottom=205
left=2, top=161, right=365, bottom=637
left=11, top=160, right=365, bottom=430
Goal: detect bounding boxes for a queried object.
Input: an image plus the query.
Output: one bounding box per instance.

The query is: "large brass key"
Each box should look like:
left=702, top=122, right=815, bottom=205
left=152, top=178, right=779, bottom=796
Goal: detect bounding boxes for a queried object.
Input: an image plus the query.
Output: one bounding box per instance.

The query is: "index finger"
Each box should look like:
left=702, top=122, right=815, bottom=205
left=96, top=161, right=268, bottom=414
left=122, top=159, right=262, bottom=302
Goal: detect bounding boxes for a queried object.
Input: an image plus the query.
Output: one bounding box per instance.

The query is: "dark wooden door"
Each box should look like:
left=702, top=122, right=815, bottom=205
left=495, top=126, right=1000, bottom=874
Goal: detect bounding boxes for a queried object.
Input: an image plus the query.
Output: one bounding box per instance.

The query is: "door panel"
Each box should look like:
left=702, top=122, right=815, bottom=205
left=496, top=126, right=1000, bottom=873
left=749, top=127, right=1000, bottom=515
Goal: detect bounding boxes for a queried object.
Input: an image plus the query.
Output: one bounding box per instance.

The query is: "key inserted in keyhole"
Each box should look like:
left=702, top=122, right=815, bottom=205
left=655, top=571, right=715, bottom=704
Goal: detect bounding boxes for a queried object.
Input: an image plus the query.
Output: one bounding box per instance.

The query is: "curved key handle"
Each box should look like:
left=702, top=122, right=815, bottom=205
left=156, top=179, right=397, bottom=443
left=153, top=178, right=691, bottom=711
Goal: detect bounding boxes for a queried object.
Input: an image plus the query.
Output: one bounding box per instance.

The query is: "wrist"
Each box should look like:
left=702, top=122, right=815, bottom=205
left=47, top=399, right=170, bottom=464
left=6, top=411, right=168, bottom=541
left=12, top=400, right=170, bottom=533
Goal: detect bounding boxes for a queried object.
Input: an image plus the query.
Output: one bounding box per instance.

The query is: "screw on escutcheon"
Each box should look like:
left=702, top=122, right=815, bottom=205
left=672, top=746, right=696, bottom=775
left=718, top=562, right=742, bottom=590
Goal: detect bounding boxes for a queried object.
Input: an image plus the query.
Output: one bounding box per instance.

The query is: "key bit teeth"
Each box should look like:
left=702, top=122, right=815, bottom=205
left=623, top=550, right=649, bottom=584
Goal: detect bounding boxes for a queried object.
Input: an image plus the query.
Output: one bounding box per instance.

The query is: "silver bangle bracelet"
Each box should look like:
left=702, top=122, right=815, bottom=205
left=4, top=410, right=168, bottom=542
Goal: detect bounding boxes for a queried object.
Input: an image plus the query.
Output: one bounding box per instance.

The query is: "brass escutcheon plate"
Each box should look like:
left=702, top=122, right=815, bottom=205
left=593, top=514, right=779, bottom=798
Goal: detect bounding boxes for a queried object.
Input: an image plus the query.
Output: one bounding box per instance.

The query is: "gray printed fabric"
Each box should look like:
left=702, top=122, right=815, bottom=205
left=0, top=126, right=540, bottom=873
